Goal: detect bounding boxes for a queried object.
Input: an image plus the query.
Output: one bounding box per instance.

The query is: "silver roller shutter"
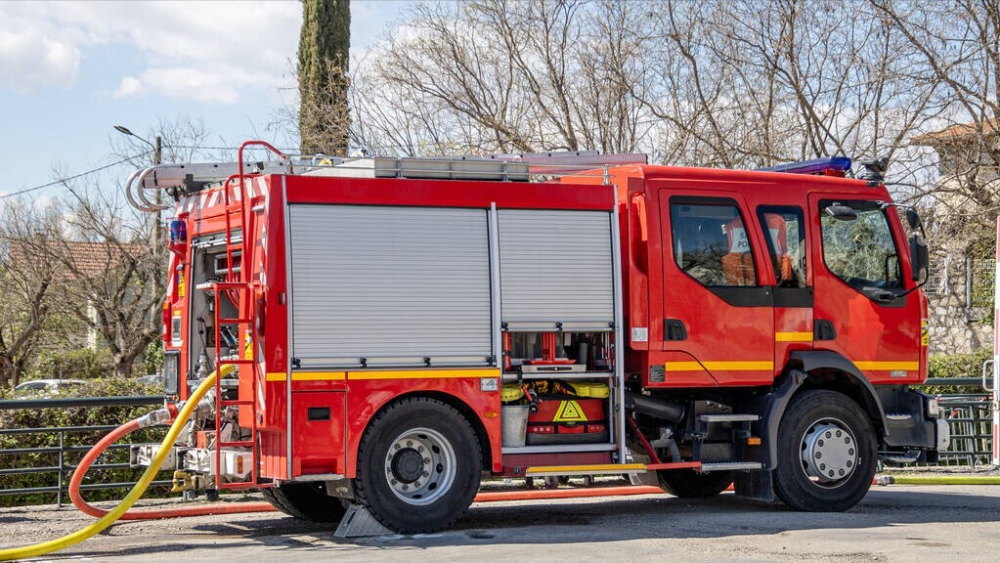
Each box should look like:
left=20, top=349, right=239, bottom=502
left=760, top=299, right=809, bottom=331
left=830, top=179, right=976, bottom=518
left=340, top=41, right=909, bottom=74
left=288, top=205, right=492, bottom=368
left=498, top=209, right=614, bottom=328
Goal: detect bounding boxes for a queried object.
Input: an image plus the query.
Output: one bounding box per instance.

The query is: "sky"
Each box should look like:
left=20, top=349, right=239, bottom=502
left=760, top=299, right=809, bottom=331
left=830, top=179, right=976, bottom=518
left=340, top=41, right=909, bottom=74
left=0, top=0, right=406, bottom=200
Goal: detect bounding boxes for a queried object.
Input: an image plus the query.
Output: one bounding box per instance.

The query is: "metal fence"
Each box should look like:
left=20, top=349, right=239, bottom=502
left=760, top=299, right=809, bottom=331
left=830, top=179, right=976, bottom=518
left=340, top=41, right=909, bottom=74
left=0, top=387, right=995, bottom=506
left=934, top=394, right=994, bottom=466
left=0, top=395, right=169, bottom=506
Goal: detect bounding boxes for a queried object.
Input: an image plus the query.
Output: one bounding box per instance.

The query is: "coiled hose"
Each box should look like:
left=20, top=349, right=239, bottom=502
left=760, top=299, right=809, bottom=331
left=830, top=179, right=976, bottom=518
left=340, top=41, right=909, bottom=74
left=0, top=371, right=235, bottom=561
left=69, top=419, right=274, bottom=520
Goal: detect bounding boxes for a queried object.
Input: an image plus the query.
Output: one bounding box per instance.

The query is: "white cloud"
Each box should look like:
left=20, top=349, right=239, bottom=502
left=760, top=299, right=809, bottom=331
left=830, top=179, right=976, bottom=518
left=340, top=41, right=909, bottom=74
left=0, top=1, right=401, bottom=104
left=113, top=76, right=144, bottom=98
left=0, top=1, right=301, bottom=103
left=0, top=26, right=80, bottom=91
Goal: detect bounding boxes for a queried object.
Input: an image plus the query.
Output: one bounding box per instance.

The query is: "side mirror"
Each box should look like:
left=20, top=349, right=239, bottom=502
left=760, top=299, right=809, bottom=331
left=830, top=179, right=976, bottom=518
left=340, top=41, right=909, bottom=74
left=824, top=204, right=858, bottom=221
left=910, top=235, right=929, bottom=282
left=906, top=208, right=921, bottom=230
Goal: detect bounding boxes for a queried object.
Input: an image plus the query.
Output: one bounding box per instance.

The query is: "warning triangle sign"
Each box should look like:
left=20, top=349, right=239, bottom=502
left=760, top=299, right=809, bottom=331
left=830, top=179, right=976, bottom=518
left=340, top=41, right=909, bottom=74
left=554, top=400, right=588, bottom=422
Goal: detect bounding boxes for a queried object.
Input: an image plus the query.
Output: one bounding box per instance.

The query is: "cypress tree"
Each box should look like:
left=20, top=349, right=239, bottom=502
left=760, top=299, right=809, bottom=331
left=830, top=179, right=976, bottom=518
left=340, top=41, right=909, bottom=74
left=298, top=0, right=351, bottom=156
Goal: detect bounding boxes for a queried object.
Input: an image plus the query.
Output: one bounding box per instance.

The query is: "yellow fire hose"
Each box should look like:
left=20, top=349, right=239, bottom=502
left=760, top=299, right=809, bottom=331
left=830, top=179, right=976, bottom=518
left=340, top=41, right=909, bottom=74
left=879, top=475, right=1000, bottom=486
left=0, top=371, right=218, bottom=562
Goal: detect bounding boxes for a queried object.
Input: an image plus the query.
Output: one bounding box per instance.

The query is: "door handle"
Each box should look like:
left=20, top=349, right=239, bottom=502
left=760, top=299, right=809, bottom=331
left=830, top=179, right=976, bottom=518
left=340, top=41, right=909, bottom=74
left=664, top=319, right=688, bottom=341
left=814, top=319, right=837, bottom=341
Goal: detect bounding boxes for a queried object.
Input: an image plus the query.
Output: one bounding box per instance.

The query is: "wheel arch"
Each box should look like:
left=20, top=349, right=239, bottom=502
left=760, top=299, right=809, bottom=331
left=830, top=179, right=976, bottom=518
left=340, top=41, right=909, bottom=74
left=357, top=389, right=494, bottom=476
left=759, top=350, right=889, bottom=468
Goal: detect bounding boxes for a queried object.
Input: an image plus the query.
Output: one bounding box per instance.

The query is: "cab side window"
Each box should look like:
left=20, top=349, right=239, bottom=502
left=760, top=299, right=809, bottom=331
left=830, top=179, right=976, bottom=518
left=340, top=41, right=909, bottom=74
left=820, top=201, right=903, bottom=291
left=757, top=206, right=807, bottom=288
left=671, top=202, right=757, bottom=287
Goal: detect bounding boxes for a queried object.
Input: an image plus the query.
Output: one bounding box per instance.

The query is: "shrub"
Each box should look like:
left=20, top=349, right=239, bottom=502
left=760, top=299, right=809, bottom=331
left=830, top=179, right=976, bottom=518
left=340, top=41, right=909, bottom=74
left=0, top=376, right=169, bottom=507
left=26, top=348, right=114, bottom=381
left=925, top=347, right=993, bottom=395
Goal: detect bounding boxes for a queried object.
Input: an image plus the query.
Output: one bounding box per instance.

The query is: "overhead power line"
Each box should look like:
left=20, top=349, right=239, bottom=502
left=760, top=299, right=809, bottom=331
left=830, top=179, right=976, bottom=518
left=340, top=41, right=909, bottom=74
left=0, top=152, right=152, bottom=201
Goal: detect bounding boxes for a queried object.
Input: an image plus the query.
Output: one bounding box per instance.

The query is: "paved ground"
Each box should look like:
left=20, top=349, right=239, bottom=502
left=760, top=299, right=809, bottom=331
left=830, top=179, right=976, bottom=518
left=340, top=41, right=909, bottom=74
left=2, top=484, right=999, bottom=563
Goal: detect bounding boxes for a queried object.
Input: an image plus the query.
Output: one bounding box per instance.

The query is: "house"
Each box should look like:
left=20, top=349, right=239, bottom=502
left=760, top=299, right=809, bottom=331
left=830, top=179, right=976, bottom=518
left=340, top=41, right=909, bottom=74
left=912, top=120, right=998, bottom=354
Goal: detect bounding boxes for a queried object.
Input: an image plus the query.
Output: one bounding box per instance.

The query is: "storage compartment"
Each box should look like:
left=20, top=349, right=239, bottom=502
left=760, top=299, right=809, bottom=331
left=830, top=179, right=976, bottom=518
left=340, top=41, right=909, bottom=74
left=291, top=391, right=347, bottom=476
left=502, top=380, right=610, bottom=447
left=526, top=396, right=608, bottom=445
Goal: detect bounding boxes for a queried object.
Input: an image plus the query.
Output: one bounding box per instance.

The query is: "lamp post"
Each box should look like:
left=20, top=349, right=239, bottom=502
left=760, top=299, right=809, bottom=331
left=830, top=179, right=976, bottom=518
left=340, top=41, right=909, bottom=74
left=113, top=125, right=164, bottom=238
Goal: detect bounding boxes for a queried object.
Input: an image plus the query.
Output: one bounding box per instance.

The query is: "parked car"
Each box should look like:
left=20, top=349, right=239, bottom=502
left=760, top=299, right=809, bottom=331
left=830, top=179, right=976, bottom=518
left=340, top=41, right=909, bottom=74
left=12, top=379, right=87, bottom=398
left=135, top=373, right=163, bottom=388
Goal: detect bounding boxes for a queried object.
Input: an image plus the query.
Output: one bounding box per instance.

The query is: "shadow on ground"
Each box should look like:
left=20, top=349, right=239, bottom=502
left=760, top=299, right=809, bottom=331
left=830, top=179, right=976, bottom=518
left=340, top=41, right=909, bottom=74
left=41, top=486, right=1000, bottom=559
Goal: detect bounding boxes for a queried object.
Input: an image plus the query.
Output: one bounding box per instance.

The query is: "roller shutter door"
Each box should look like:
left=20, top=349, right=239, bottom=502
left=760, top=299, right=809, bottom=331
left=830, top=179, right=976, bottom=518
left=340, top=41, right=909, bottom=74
left=498, top=210, right=614, bottom=326
left=288, top=205, right=492, bottom=368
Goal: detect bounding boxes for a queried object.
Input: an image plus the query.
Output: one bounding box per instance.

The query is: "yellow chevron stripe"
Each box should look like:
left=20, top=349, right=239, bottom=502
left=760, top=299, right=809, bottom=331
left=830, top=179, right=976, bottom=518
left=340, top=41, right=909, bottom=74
left=775, top=331, right=814, bottom=342
left=853, top=361, right=919, bottom=371
left=665, top=361, right=774, bottom=372
left=347, top=368, right=501, bottom=381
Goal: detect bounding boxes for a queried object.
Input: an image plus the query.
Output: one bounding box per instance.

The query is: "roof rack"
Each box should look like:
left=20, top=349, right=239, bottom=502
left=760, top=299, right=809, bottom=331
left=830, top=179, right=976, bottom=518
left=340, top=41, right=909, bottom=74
left=123, top=147, right=648, bottom=212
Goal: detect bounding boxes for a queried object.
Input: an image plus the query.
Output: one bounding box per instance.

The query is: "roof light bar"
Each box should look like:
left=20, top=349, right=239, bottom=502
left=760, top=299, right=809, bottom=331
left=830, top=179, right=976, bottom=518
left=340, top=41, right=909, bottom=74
left=758, top=156, right=852, bottom=175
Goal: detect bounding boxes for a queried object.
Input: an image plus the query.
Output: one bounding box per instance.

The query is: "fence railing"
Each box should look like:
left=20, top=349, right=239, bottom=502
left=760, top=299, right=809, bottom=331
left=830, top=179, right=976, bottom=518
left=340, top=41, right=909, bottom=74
left=0, top=395, right=169, bottom=506
left=0, top=386, right=996, bottom=507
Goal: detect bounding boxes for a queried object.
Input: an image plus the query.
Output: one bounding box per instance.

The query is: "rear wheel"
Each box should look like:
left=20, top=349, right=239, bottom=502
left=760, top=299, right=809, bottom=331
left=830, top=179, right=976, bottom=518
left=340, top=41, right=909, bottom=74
left=657, top=469, right=734, bottom=498
left=354, top=397, right=482, bottom=534
left=261, top=482, right=347, bottom=523
left=773, top=389, right=877, bottom=512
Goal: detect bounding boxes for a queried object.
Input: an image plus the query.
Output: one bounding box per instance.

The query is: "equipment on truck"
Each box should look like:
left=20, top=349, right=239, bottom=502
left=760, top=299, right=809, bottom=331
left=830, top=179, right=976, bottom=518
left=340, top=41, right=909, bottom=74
left=0, top=144, right=951, bottom=560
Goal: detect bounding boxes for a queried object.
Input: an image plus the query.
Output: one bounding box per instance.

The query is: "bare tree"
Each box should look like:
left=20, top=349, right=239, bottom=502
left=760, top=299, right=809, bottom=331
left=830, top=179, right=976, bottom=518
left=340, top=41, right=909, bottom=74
left=0, top=203, right=60, bottom=388
left=31, top=186, right=166, bottom=377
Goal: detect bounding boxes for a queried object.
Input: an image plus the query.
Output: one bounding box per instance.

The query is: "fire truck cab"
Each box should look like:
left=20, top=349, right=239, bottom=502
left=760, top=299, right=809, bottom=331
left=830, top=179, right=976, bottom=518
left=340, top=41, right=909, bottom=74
left=128, top=145, right=948, bottom=533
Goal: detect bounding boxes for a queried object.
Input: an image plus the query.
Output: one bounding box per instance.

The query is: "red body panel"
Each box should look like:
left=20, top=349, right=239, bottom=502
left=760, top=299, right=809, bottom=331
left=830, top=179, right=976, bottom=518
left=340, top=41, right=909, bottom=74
left=166, top=158, right=926, bottom=485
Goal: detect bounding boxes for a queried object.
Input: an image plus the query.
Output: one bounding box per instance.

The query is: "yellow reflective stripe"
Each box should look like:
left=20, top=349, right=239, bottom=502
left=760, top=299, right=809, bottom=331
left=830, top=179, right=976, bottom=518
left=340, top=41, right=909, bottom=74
left=665, top=361, right=774, bottom=372
left=526, top=463, right=646, bottom=475
left=775, top=331, right=814, bottom=342
left=348, top=368, right=501, bottom=380
left=853, top=361, right=919, bottom=371
left=265, top=372, right=346, bottom=382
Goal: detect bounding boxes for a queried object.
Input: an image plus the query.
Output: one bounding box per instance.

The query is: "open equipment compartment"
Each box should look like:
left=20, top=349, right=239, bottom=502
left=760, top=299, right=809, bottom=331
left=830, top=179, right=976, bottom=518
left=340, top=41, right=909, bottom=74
left=494, top=207, right=625, bottom=460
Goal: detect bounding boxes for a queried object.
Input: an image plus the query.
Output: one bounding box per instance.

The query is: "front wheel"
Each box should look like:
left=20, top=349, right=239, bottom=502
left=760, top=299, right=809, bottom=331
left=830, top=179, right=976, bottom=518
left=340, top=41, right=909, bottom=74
left=773, top=389, right=877, bottom=512
left=354, top=397, right=482, bottom=533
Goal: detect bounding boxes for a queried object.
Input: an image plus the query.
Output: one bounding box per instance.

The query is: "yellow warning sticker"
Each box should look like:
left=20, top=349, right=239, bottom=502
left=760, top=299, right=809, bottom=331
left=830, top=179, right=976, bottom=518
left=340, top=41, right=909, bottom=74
left=920, top=319, right=929, bottom=347
left=553, top=400, right=588, bottom=423
left=244, top=331, right=253, bottom=360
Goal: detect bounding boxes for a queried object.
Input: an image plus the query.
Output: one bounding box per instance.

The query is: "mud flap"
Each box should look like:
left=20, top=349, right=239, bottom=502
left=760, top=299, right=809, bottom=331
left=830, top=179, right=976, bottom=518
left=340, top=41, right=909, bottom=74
left=734, top=469, right=776, bottom=502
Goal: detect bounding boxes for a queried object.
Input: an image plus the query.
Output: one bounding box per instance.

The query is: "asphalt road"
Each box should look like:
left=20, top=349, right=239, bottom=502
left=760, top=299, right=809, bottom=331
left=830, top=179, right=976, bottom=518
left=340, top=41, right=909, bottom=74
left=2, top=485, right=999, bottom=563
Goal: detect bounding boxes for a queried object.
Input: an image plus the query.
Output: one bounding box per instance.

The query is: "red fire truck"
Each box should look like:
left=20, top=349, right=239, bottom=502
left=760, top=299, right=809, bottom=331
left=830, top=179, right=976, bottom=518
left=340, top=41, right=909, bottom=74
left=126, top=142, right=948, bottom=533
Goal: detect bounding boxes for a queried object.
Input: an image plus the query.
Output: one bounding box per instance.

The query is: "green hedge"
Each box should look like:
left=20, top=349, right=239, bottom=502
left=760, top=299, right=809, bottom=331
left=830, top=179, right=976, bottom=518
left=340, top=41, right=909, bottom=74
left=0, top=377, right=170, bottom=507
left=925, top=347, right=993, bottom=395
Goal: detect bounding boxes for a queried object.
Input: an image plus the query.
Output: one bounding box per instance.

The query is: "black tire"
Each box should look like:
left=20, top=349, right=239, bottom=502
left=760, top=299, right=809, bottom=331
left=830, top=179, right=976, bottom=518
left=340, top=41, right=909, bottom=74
left=354, top=397, right=482, bottom=534
left=260, top=482, right=347, bottom=523
left=656, top=469, right=734, bottom=498
left=773, top=389, right=877, bottom=512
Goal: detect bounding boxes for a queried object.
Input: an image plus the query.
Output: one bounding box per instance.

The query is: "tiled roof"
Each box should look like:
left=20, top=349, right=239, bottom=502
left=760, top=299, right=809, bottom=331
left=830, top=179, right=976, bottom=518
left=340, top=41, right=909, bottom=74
left=912, top=119, right=1000, bottom=145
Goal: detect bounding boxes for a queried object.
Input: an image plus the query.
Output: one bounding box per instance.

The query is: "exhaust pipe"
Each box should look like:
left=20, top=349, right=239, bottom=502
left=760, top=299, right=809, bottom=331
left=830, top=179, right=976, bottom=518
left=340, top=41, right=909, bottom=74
left=624, top=390, right=685, bottom=424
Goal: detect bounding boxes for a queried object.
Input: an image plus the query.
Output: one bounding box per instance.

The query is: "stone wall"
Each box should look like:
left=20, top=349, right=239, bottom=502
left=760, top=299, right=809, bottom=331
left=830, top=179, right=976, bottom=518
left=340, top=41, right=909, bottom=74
left=926, top=256, right=992, bottom=355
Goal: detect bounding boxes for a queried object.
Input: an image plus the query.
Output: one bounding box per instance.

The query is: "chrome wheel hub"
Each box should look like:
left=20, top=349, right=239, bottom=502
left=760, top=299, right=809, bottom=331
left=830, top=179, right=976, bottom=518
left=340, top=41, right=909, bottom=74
left=800, top=418, right=857, bottom=487
left=384, top=427, right=456, bottom=505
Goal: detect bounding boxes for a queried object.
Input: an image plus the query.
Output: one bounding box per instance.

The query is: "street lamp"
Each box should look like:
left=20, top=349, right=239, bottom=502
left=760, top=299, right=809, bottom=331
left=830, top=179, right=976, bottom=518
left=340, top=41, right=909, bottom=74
left=114, top=125, right=165, bottom=239
left=112, top=125, right=161, bottom=165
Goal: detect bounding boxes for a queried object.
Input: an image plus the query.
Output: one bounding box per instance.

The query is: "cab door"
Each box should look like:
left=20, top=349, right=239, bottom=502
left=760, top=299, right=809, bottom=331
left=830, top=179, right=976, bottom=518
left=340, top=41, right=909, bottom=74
left=755, top=206, right=815, bottom=369
left=659, top=192, right=775, bottom=386
left=809, top=196, right=923, bottom=384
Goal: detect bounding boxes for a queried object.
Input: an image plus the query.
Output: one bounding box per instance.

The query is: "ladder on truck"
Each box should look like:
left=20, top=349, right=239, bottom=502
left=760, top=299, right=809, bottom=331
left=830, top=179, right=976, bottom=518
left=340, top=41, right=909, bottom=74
left=206, top=141, right=290, bottom=491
